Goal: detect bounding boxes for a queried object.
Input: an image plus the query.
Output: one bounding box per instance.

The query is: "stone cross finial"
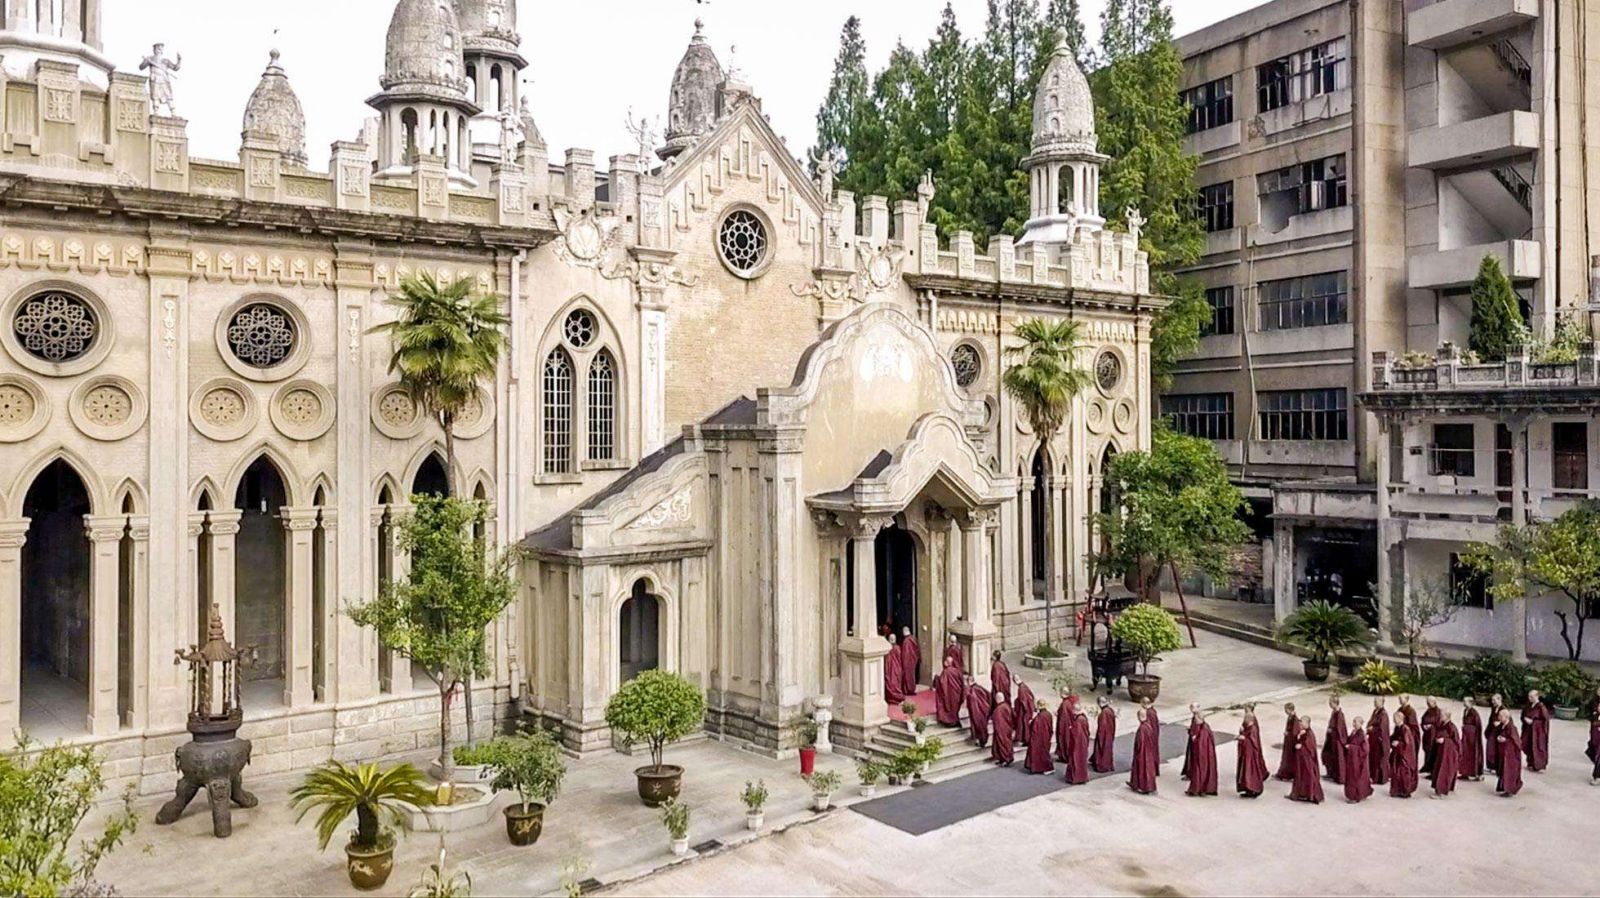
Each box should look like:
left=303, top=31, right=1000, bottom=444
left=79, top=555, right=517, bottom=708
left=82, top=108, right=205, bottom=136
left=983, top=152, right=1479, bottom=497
left=1125, top=206, right=1146, bottom=245
left=140, top=43, right=182, bottom=117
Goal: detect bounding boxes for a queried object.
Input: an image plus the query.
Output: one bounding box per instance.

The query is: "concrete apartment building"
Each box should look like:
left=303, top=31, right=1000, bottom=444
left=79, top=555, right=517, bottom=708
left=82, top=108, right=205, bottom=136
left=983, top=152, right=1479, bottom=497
left=1170, top=0, right=1600, bottom=659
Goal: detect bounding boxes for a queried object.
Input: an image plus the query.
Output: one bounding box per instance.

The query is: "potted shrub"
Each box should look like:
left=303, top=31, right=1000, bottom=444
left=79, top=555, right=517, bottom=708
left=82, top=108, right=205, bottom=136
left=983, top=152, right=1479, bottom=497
left=911, top=736, right=945, bottom=777
left=1278, top=601, right=1370, bottom=682
left=290, top=760, right=435, bottom=891
left=661, top=798, right=690, bottom=857
left=481, top=728, right=566, bottom=847
left=899, top=701, right=918, bottom=734
left=885, top=748, right=920, bottom=786
left=447, top=743, right=498, bottom=786
left=806, top=770, right=842, bottom=812
left=912, top=715, right=928, bottom=745
left=740, top=779, right=769, bottom=831
left=796, top=720, right=819, bottom=776
left=1535, top=661, right=1597, bottom=720
left=1110, top=604, right=1183, bottom=701
left=604, top=670, right=706, bottom=807
left=855, top=759, right=883, bottom=798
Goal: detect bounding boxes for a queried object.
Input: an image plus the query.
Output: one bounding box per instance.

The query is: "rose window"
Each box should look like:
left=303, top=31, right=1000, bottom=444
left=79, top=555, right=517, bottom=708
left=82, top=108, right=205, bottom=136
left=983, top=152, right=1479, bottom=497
left=717, top=209, right=769, bottom=277
left=951, top=344, right=981, bottom=388
left=14, top=291, right=97, bottom=363
left=226, top=303, right=296, bottom=369
left=1095, top=351, right=1122, bottom=393
left=563, top=309, right=596, bottom=348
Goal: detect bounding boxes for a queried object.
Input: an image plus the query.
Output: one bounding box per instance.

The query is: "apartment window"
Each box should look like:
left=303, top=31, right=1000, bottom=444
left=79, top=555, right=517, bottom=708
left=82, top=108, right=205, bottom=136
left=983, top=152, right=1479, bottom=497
left=1202, top=286, right=1236, bottom=336
left=1197, top=182, right=1234, bottom=233
left=1161, top=393, right=1234, bottom=440
left=1450, top=553, right=1492, bottom=610
left=1258, top=271, right=1348, bottom=331
left=1257, top=37, right=1347, bottom=113
left=1258, top=388, right=1348, bottom=441
left=1553, top=422, right=1589, bottom=491
left=1258, top=154, right=1348, bottom=220
left=1429, top=423, right=1477, bottom=478
left=1182, top=76, right=1234, bottom=134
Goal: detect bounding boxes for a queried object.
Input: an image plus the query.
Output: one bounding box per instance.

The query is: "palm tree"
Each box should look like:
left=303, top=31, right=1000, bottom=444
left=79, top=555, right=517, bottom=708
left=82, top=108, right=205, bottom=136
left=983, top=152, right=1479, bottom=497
left=1001, top=318, right=1094, bottom=649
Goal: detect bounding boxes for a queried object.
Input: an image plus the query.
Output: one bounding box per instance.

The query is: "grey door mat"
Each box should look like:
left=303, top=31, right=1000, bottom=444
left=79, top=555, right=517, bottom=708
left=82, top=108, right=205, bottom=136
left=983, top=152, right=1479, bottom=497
left=852, top=723, right=1236, bottom=836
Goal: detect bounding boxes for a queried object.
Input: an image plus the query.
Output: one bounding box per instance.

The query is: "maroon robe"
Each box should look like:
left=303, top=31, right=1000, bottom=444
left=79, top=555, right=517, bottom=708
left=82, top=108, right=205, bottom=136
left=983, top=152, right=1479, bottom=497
left=1459, top=707, right=1484, bottom=780
left=1388, top=724, right=1418, bottom=798
left=1322, top=709, right=1348, bottom=784
left=1184, top=719, right=1218, bottom=796
left=934, top=665, right=964, bottom=727
left=1342, top=731, right=1372, bottom=802
left=884, top=647, right=906, bottom=705
left=1024, top=712, right=1054, bottom=774
left=1420, top=705, right=1442, bottom=775
left=991, top=702, right=1016, bottom=765
left=1368, top=708, right=1391, bottom=785
left=1013, top=681, right=1037, bottom=746
left=990, top=659, right=1014, bottom=706
left=899, top=636, right=922, bottom=695
left=942, top=642, right=965, bottom=674
left=1181, top=718, right=1197, bottom=780
left=1432, top=721, right=1461, bottom=796
left=1054, top=698, right=1077, bottom=763
left=1483, top=704, right=1505, bottom=774
left=1274, top=716, right=1297, bottom=781
left=965, top=683, right=992, bottom=747
left=1587, top=717, right=1600, bottom=781
left=1091, top=708, right=1117, bottom=773
left=1236, top=719, right=1268, bottom=797
left=1289, top=728, right=1324, bottom=803
left=1063, top=713, right=1090, bottom=785
left=1128, top=716, right=1159, bottom=794
left=1521, top=703, right=1551, bottom=772
left=1495, top=726, right=1524, bottom=795
left=1400, top=705, right=1422, bottom=752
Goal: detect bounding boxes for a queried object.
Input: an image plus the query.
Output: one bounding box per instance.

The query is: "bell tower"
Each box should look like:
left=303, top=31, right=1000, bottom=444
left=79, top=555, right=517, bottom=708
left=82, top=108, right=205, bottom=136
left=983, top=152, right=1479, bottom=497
left=1019, top=30, right=1106, bottom=251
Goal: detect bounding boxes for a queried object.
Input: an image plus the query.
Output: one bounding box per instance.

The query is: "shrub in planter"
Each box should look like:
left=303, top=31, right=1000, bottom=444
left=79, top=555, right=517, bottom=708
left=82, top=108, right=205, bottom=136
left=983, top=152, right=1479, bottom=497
left=884, top=748, right=921, bottom=785
left=1354, top=660, right=1402, bottom=695
left=660, top=798, right=690, bottom=857
left=806, top=770, right=842, bottom=811
left=291, top=760, right=435, bottom=890
left=1430, top=653, right=1534, bottom=704
left=1278, top=601, right=1370, bottom=682
left=796, top=720, right=819, bottom=776
left=910, top=737, right=945, bottom=776
left=1111, top=604, right=1183, bottom=699
left=481, top=728, right=566, bottom=847
left=855, top=759, right=883, bottom=797
left=604, top=670, right=706, bottom=807
left=740, top=780, right=769, bottom=830
left=1535, top=661, right=1597, bottom=717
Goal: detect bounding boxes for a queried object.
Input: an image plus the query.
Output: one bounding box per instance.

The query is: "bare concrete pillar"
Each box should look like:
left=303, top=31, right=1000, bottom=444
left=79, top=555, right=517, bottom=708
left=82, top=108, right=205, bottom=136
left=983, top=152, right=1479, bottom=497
left=1509, top=418, right=1529, bottom=664
left=1375, top=417, right=1395, bottom=651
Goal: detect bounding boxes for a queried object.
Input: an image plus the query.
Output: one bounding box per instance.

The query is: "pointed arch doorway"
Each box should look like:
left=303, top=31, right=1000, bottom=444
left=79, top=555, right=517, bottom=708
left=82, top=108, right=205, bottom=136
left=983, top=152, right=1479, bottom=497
left=20, top=460, right=93, bottom=738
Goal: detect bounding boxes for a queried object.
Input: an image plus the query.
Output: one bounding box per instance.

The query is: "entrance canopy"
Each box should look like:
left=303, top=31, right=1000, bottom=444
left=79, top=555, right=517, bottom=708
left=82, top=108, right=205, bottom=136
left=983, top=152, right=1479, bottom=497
left=808, top=412, right=1014, bottom=518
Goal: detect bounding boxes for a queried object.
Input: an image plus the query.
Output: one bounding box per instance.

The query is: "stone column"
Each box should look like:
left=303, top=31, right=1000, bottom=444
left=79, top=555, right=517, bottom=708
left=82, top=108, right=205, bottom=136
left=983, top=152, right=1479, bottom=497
left=0, top=520, right=28, bottom=748
left=1047, top=477, right=1067, bottom=637
left=369, top=506, right=393, bottom=694
left=335, top=245, right=378, bottom=702
left=146, top=233, right=193, bottom=726
left=1374, top=417, right=1395, bottom=651
left=1508, top=417, right=1530, bottom=664
left=950, top=508, right=999, bottom=681
left=1017, top=482, right=1033, bottom=606
left=282, top=509, right=317, bottom=708
left=837, top=514, right=892, bottom=733
left=84, top=515, right=125, bottom=736
left=207, top=510, right=242, bottom=637
left=127, top=516, right=151, bottom=729
left=1273, top=519, right=1294, bottom=624
left=186, top=512, right=206, bottom=647
left=317, top=509, right=338, bottom=704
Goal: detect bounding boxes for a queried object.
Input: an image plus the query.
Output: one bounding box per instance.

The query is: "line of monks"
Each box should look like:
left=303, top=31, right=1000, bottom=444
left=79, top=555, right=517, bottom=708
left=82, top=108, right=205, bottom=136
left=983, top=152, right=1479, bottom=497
left=929, top=644, right=1592, bottom=801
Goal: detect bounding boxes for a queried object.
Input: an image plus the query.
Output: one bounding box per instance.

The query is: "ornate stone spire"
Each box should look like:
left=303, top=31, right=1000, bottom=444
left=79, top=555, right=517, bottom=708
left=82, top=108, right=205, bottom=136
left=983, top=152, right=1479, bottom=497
left=1019, top=28, right=1107, bottom=249
left=457, top=0, right=520, bottom=53
left=1031, top=29, right=1097, bottom=156
left=380, top=0, right=470, bottom=100
left=660, top=18, right=723, bottom=161
left=241, top=50, right=308, bottom=167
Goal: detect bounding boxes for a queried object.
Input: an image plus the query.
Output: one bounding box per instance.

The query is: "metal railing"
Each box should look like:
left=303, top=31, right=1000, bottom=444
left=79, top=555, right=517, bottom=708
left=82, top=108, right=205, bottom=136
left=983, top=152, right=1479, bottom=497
left=1492, top=39, right=1533, bottom=90
left=1492, top=165, right=1533, bottom=214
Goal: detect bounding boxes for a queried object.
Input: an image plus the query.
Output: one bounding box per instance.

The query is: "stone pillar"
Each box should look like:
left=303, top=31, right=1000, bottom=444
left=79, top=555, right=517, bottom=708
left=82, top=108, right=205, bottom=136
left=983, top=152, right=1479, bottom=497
left=370, top=506, right=393, bottom=694
left=950, top=508, right=998, bottom=681
left=1508, top=417, right=1529, bottom=664
left=85, top=516, right=125, bottom=736
left=838, top=514, right=892, bottom=733
left=1047, top=477, right=1066, bottom=633
left=317, top=509, right=338, bottom=704
left=282, top=508, right=318, bottom=708
left=1273, top=519, right=1294, bottom=624
left=127, top=515, right=151, bottom=729
left=1017, top=481, right=1033, bottom=606
left=335, top=245, right=378, bottom=702
left=186, top=512, right=206, bottom=646
left=631, top=247, right=675, bottom=457
left=1374, top=417, right=1395, bottom=651
left=146, top=233, right=193, bottom=726
left=0, top=520, right=28, bottom=748
left=207, top=510, right=242, bottom=637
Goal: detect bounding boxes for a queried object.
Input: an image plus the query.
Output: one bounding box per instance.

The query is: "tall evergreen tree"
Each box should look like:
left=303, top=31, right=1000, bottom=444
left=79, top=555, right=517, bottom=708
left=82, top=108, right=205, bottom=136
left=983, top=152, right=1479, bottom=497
left=1468, top=254, right=1525, bottom=361
left=812, top=17, right=870, bottom=177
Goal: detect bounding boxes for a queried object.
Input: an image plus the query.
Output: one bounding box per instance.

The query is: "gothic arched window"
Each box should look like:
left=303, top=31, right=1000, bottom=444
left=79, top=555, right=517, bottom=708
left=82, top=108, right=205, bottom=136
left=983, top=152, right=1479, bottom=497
left=542, top=349, right=574, bottom=474
left=588, top=350, right=616, bottom=462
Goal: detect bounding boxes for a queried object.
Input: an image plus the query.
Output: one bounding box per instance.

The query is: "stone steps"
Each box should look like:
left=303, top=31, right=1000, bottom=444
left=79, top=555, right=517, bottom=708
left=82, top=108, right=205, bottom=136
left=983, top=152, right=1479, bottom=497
left=1171, top=605, right=1279, bottom=651
left=864, top=721, right=1024, bottom=781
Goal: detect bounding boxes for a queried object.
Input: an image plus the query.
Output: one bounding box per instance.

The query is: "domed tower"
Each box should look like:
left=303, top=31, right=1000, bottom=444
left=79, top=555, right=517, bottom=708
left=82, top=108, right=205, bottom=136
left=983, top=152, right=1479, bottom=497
left=366, top=0, right=481, bottom=185
left=457, top=0, right=527, bottom=159
left=241, top=50, right=308, bottom=168
left=1019, top=30, right=1107, bottom=249
left=0, top=0, right=113, bottom=86
left=659, top=19, right=723, bottom=162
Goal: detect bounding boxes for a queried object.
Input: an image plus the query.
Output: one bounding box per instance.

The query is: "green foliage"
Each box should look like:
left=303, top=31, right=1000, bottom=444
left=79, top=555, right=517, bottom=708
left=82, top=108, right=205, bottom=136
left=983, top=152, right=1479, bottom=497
left=1277, top=601, right=1370, bottom=664
left=1467, top=254, right=1525, bottom=362
left=740, top=780, right=769, bottom=813
left=1048, top=672, right=1077, bottom=696
left=805, top=770, right=842, bottom=797
left=899, top=701, right=918, bottom=717
left=451, top=743, right=495, bottom=767
left=909, top=736, right=945, bottom=769
left=1530, top=314, right=1589, bottom=364
left=796, top=719, right=819, bottom=748
left=1534, top=661, right=1598, bottom=709
left=290, top=760, right=434, bottom=852
left=480, top=729, right=566, bottom=811
left=855, top=759, right=883, bottom=786
left=407, top=840, right=473, bottom=898
left=1148, top=281, right=1209, bottom=388
left=1410, top=653, right=1534, bottom=704
left=1353, top=660, right=1402, bottom=695
left=1004, top=319, right=1095, bottom=444
left=0, top=738, right=137, bottom=898
left=1109, top=603, right=1182, bottom=673
left=659, top=798, right=690, bottom=841
left=1029, top=642, right=1067, bottom=659
left=604, top=670, right=706, bottom=773
left=812, top=16, right=870, bottom=179
left=1463, top=501, right=1600, bottom=660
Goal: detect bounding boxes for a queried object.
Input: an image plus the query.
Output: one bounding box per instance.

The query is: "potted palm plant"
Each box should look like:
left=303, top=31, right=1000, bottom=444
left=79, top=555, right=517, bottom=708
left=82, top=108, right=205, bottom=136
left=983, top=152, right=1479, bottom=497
left=481, top=728, right=566, bottom=847
left=1278, top=601, right=1370, bottom=682
left=661, top=798, right=690, bottom=857
left=806, top=770, right=842, bottom=812
left=856, top=759, right=882, bottom=798
left=291, top=760, right=435, bottom=890
left=740, top=780, right=769, bottom=831
left=604, top=670, right=706, bottom=807
left=1110, top=604, right=1183, bottom=701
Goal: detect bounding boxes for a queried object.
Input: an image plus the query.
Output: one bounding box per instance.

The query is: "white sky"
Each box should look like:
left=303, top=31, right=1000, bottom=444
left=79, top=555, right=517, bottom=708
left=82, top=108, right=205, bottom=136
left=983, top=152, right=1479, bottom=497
left=101, top=0, right=1269, bottom=169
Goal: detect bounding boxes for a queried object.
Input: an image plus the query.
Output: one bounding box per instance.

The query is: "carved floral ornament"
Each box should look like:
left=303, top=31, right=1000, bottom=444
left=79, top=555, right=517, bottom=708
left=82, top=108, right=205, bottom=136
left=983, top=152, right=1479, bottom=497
left=623, top=487, right=693, bottom=531
left=553, top=207, right=622, bottom=269
left=601, top=257, right=699, bottom=291
left=856, top=244, right=905, bottom=294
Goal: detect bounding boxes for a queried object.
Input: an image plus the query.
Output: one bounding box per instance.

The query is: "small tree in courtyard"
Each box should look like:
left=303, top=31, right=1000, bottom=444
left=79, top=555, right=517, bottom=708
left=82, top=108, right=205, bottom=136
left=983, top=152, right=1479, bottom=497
left=350, top=495, right=517, bottom=775
left=1396, top=576, right=1461, bottom=676
left=1002, top=318, right=1094, bottom=649
left=0, top=737, right=138, bottom=897
left=1110, top=603, right=1182, bottom=677
left=1462, top=501, right=1600, bottom=661
left=1467, top=254, right=1525, bottom=362
left=605, top=670, right=706, bottom=776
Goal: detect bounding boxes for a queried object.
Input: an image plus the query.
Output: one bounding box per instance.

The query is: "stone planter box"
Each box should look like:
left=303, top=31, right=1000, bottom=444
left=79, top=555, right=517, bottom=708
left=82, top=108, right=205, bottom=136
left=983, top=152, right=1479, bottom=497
left=402, top=786, right=497, bottom=833
left=427, top=760, right=494, bottom=786
left=1022, top=651, right=1072, bottom=671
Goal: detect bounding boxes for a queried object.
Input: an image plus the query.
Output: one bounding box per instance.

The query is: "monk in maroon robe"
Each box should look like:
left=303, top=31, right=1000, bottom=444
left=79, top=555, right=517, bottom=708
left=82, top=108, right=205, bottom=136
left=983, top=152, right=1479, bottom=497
left=1521, top=690, right=1551, bottom=772
left=1181, top=703, right=1200, bottom=780
left=1388, top=720, right=1418, bottom=798
left=990, top=652, right=1013, bottom=706
left=1064, top=707, right=1091, bottom=785
left=1274, top=702, right=1298, bottom=781
left=1459, top=698, right=1485, bottom=781
left=1398, top=697, right=1422, bottom=751
left=1586, top=714, right=1600, bottom=785
left=934, top=657, right=964, bottom=727
left=1368, top=697, right=1391, bottom=785
left=964, top=677, right=991, bottom=747
left=1128, top=708, right=1159, bottom=794
left=942, top=636, right=964, bottom=674
left=1431, top=711, right=1461, bottom=797
left=1288, top=717, right=1323, bottom=803
left=884, top=635, right=906, bottom=705
left=1494, top=709, right=1523, bottom=796
left=1184, top=709, right=1218, bottom=797
left=1322, top=696, right=1348, bottom=784
left=1054, top=693, right=1078, bottom=763
left=899, top=627, right=921, bottom=696
left=1091, top=697, right=1117, bottom=773
left=1013, top=680, right=1037, bottom=746
left=1342, top=717, right=1372, bottom=803
left=991, top=699, right=1016, bottom=766
left=1141, top=697, right=1160, bottom=730
left=1420, top=697, right=1443, bottom=776
left=1484, top=694, right=1506, bottom=774
left=1025, top=703, right=1054, bottom=774
left=1236, top=707, right=1268, bottom=798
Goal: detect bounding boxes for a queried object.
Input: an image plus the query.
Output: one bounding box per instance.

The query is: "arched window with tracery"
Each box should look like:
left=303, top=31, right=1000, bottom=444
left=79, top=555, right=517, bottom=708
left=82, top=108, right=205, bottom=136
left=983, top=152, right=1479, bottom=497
left=588, top=350, right=616, bottom=462
left=542, top=348, right=574, bottom=474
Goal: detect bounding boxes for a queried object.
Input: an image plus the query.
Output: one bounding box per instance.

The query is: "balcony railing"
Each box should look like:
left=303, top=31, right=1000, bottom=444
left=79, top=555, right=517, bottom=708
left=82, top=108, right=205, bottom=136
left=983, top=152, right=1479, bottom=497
left=1492, top=38, right=1533, bottom=90
left=1371, top=342, right=1600, bottom=392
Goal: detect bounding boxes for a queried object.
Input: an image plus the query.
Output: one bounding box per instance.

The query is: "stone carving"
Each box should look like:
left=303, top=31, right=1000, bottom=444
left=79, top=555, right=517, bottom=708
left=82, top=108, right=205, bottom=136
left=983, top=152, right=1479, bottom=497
left=917, top=170, right=936, bottom=217
left=43, top=88, right=74, bottom=123
left=83, top=384, right=133, bottom=426
left=1094, top=349, right=1122, bottom=393
left=789, top=277, right=853, bottom=304
left=378, top=389, right=417, bottom=428
left=950, top=344, right=981, bottom=388
left=624, top=108, right=658, bottom=170
left=858, top=342, right=912, bottom=383
left=347, top=309, right=360, bottom=361
left=0, top=383, right=36, bottom=426
left=154, top=141, right=182, bottom=174
left=856, top=243, right=905, bottom=294
left=810, top=148, right=841, bottom=200
left=117, top=99, right=149, bottom=132
left=624, top=487, right=692, bottom=531
left=421, top=177, right=447, bottom=207
left=13, top=291, right=97, bottom=363
left=279, top=388, right=321, bottom=426
left=553, top=207, right=621, bottom=268
left=226, top=304, right=296, bottom=369
left=162, top=299, right=177, bottom=358
left=1124, top=207, right=1146, bottom=246
left=140, top=43, right=182, bottom=117
left=199, top=387, right=246, bottom=426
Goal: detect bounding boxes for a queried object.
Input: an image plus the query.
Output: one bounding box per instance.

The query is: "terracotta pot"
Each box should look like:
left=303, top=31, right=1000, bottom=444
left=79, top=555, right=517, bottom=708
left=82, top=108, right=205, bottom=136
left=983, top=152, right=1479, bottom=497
left=503, top=802, right=545, bottom=846
left=635, top=764, right=684, bottom=807
left=1126, top=674, right=1161, bottom=703
left=798, top=746, right=817, bottom=776
left=1303, top=660, right=1331, bottom=683
left=345, top=842, right=395, bottom=891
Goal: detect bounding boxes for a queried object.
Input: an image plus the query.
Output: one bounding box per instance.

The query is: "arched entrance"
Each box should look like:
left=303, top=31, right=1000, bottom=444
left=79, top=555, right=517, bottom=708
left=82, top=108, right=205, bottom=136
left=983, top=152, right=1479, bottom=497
left=235, top=456, right=288, bottom=706
left=412, top=453, right=450, bottom=498
left=619, top=579, right=660, bottom=683
left=20, top=459, right=92, bottom=737
left=874, top=524, right=916, bottom=642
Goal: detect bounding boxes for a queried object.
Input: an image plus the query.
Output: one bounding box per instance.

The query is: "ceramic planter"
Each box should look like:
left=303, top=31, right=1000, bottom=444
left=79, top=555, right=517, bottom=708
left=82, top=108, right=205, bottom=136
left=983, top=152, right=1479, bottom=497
left=746, top=810, right=764, bottom=831
left=635, top=764, right=684, bottom=807
left=670, top=837, right=689, bottom=857
left=503, top=802, right=545, bottom=847
left=345, top=842, right=395, bottom=891
left=1554, top=705, right=1580, bottom=721
left=1303, top=660, right=1331, bottom=683
left=812, top=793, right=831, bottom=812
left=798, top=746, right=817, bottom=776
left=859, top=783, right=877, bottom=798
left=1126, top=673, right=1161, bottom=702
